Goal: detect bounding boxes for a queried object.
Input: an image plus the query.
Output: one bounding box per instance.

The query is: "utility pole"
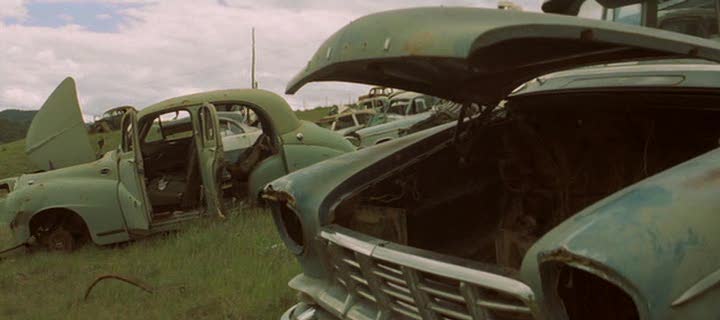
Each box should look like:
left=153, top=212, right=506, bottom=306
left=251, top=27, right=258, bottom=89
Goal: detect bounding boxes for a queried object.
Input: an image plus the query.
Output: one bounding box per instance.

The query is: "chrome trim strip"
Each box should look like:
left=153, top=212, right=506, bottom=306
left=672, top=267, right=720, bottom=307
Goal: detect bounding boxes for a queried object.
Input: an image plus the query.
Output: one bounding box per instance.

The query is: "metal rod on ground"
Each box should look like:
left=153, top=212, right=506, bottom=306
left=84, top=274, right=155, bottom=301
left=0, top=243, right=26, bottom=257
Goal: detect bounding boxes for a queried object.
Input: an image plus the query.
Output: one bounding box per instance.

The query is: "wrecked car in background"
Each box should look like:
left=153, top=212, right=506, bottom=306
left=0, top=77, right=353, bottom=251
left=345, top=92, right=440, bottom=147
left=89, top=105, right=134, bottom=133
left=357, top=87, right=396, bottom=110
left=315, top=109, right=376, bottom=136
left=266, top=5, right=720, bottom=320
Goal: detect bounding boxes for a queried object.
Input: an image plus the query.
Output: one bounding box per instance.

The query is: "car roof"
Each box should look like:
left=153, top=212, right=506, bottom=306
left=138, top=88, right=300, bottom=134
left=511, top=60, right=720, bottom=96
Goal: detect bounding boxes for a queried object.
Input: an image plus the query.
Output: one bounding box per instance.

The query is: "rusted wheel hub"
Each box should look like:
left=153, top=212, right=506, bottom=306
left=44, top=228, right=75, bottom=252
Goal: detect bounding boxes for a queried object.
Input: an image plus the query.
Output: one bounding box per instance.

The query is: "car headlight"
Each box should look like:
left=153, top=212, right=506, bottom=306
left=264, top=189, right=305, bottom=255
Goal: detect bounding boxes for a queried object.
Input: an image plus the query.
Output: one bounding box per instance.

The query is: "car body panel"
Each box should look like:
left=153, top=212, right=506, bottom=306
left=521, top=146, right=720, bottom=319
left=351, top=112, right=433, bottom=147
left=117, top=109, right=152, bottom=233
left=286, top=7, right=720, bottom=103
left=513, top=60, right=720, bottom=96
left=281, top=121, right=356, bottom=174
left=25, top=77, right=96, bottom=171
left=6, top=152, right=129, bottom=245
left=196, top=104, right=224, bottom=217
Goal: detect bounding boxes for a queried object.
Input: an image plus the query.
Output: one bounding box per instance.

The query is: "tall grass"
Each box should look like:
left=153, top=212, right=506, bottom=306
left=0, top=207, right=299, bottom=319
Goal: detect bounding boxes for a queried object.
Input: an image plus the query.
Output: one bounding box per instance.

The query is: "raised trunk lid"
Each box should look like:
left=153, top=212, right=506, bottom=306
left=287, top=7, right=720, bottom=103
left=25, top=77, right=96, bottom=171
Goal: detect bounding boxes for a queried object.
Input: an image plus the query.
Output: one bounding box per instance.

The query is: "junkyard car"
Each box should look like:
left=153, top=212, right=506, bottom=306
left=345, top=92, right=438, bottom=147
left=357, top=87, right=395, bottom=110
left=0, top=77, right=353, bottom=251
left=315, top=110, right=376, bottom=136
left=266, top=5, right=720, bottom=320
left=89, top=105, right=134, bottom=133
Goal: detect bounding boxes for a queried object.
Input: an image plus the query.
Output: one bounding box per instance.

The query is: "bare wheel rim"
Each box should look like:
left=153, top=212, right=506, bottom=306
left=45, top=228, right=75, bottom=252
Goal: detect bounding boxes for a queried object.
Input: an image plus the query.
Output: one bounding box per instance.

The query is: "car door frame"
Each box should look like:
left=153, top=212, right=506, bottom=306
left=117, top=109, right=152, bottom=236
left=197, top=103, right=224, bottom=217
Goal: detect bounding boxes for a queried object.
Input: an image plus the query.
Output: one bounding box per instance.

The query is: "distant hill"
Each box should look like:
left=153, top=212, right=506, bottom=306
left=0, top=109, right=37, bottom=144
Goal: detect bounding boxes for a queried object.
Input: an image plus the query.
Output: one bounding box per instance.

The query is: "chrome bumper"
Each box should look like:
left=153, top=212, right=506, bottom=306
left=282, top=303, right=335, bottom=320
left=292, top=225, right=536, bottom=319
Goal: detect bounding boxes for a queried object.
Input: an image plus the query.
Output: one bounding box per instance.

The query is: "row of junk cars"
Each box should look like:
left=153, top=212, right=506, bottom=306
left=3, top=0, right=720, bottom=318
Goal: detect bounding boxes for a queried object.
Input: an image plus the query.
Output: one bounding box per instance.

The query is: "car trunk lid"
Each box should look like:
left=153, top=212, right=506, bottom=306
left=286, top=7, right=720, bottom=103
left=25, top=77, right=96, bottom=171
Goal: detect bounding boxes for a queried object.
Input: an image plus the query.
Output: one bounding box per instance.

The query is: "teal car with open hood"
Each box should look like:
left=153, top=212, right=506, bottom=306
left=265, top=3, right=720, bottom=320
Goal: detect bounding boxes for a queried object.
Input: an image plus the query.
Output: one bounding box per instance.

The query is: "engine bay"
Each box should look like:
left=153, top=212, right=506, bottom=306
left=333, top=91, right=720, bottom=270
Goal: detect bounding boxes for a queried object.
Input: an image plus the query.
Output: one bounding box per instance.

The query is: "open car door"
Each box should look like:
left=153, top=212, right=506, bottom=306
left=197, top=104, right=224, bottom=217
left=117, top=110, right=151, bottom=234
left=26, top=77, right=96, bottom=171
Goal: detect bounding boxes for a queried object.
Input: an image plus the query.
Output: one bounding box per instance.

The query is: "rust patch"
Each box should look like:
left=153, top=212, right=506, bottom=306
left=262, top=188, right=297, bottom=207
left=684, top=168, right=720, bottom=188
left=403, top=32, right=435, bottom=55
left=580, top=29, right=594, bottom=41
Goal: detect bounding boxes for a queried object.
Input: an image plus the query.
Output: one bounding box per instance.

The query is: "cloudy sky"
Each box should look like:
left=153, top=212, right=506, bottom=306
left=0, top=0, right=543, bottom=116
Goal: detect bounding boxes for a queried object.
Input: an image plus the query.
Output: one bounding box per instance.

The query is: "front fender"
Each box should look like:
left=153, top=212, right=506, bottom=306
left=522, top=147, right=720, bottom=320
left=248, top=154, right=287, bottom=200
left=7, top=177, right=126, bottom=245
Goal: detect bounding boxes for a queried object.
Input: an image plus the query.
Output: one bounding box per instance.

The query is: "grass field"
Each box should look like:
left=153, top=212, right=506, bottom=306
left=0, top=133, right=300, bottom=319
left=0, top=207, right=299, bottom=319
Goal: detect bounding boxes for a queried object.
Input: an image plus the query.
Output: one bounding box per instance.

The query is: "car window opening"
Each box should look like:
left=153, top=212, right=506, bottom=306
left=214, top=103, right=279, bottom=199
left=139, top=109, right=202, bottom=218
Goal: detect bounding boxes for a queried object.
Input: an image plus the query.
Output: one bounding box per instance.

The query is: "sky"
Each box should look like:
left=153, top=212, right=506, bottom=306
left=0, top=0, right=543, bottom=116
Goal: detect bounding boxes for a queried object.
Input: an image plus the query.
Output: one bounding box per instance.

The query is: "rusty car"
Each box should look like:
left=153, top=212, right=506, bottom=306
left=0, top=77, right=353, bottom=252
left=265, top=3, right=720, bottom=320
left=344, top=92, right=441, bottom=148
left=315, top=109, right=376, bottom=136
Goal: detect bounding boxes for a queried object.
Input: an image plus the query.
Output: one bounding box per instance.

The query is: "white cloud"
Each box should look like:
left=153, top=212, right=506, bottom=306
left=0, top=0, right=541, bottom=115
left=0, top=0, right=27, bottom=20
left=95, top=13, right=111, bottom=20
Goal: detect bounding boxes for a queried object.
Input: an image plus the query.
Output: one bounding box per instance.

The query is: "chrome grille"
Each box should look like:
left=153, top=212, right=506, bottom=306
left=322, top=226, right=534, bottom=320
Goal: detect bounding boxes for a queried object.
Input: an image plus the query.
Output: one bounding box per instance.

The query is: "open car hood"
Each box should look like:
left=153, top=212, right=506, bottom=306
left=287, top=7, right=720, bottom=103
left=25, top=77, right=95, bottom=171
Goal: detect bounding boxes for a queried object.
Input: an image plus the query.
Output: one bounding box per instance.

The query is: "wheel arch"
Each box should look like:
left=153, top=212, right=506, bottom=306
left=28, top=207, right=92, bottom=244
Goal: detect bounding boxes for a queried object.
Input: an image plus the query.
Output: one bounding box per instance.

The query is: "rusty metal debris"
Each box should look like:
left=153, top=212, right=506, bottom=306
left=84, top=274, right=154, bottom=301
